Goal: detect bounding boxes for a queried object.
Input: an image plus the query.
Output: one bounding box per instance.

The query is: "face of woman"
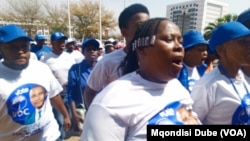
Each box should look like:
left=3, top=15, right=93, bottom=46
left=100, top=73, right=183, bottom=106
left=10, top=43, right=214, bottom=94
left=219, top=36, right=250, bottom=66
left=138, top=20, right=184, bottom=83
left=184, top=44, right=208, bottom=67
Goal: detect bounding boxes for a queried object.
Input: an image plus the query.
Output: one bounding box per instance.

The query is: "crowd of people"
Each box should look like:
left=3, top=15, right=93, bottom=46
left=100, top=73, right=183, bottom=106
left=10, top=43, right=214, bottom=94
left=0, top=2, right=250, bottom=141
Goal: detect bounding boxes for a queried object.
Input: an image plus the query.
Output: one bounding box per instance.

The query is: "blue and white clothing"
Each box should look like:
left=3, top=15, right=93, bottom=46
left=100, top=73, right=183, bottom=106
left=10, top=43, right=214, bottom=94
left=191, top=66, right=250, bottom=124
left=178, top=63, right=207, bottom=92
left=81, top=71, right=199, bottom=141
left=67, top=60, right=94, bottom=106
left=30, top=45, right=52, bottom=60
left=0, top=60, right=63, bottom=141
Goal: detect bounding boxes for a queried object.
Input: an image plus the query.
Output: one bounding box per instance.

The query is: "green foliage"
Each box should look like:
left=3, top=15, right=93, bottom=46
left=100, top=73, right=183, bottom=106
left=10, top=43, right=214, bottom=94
left=203, top=14, right=238, bottom=40
left=0, top=0, right=118, bottom=41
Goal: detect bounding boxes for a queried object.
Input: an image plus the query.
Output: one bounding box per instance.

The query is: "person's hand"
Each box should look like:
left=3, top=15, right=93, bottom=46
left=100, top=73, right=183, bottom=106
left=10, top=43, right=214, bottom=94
left=177, top=106, right=200, bottom=125
left=72, top=112, right=84, bottom=132
left=63, top=116, right=71, bottom=131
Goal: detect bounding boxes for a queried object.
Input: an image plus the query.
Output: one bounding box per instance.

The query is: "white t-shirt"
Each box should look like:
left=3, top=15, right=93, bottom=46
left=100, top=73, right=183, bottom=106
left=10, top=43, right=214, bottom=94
left=0, top=60, right=63, bottom=141
left=68, top=50, right=84, bottom=64
left=186, top=65, right=200, bottom=91
left=244, top=73, right=250, bottom=84
left=87, top=48, right=126, bottom=91
left=40, top=51, right=76, bottom=86
left=81, top=72, right=198, bottom=141
left=191, top=66, right=250, bottom=124
left=30, top=52, right=38, bottom=60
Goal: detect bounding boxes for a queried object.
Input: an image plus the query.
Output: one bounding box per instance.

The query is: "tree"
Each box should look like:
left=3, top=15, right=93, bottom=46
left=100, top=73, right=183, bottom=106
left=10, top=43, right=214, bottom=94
left=1, top=0, right=44, bottom=37
left=203, top=14, right=238, bottom=40
left=70, top=0, right=117, bottom=40
left=43, top=0, right=68, bottom=35
left=0, top=0, right=118, bottom=41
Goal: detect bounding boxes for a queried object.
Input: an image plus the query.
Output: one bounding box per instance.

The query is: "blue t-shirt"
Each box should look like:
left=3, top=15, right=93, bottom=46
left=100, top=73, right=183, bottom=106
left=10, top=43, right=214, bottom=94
left=30, top=45, right=52, bottom=60
left=67, top=60, right=94, bottom=106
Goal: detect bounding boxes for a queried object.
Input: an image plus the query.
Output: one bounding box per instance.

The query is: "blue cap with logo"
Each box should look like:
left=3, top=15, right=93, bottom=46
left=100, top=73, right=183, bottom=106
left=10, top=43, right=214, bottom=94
left=35, top=34, right=46, bottom=40
left=81, top=38, right=100, bottom=50
left=50, top=31, right=68, bottom=42
left=183, top=30, right=208, bottom=50
left=209, top=21, right=250, bottom=53
left=0, top=24, right=33, bottom=43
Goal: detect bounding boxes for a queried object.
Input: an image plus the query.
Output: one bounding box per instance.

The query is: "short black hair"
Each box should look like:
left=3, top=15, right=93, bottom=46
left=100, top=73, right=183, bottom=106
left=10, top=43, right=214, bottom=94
left=118, top=3, right=149, bottom=29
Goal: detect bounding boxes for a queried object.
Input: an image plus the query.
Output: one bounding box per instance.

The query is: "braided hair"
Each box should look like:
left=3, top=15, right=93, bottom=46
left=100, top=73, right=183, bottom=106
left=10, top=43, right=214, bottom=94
left=119, top=17, right=170, bottom=75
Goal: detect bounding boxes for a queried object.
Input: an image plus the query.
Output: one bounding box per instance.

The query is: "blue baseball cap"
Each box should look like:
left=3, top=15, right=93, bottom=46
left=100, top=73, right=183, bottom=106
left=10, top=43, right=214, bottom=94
left=237, top=9, right=250, bottom=25
left=50, top=31, right=68, bottom=42
left=0, top=24, right=33, bottom=43
left=81, top=38, right=100, bottom=50
left=209, top=21, right=250, bottom=53
left=35, top=34, right=46, bottom=40
left=183, top=30, right=208, bottom=50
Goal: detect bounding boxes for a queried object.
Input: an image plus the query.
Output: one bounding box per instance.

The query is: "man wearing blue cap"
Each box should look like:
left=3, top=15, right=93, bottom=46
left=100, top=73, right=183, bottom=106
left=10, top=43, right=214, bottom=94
left=0, top=24, right=71, bottom=140
left=30, top=34, right=52, bottom=60
left=40, top=31, right=75, bottom=140
left=67, top=38, right=100, bottom=133
left=178, top=30, right=208, bottom=92
left=191, top=21, right=250, bottom=124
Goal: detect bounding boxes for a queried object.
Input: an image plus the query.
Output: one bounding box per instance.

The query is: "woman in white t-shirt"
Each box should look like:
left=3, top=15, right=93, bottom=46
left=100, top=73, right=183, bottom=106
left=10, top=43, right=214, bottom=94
left=191, top=22, right=250, bottom=124
left=80, top=18, right=200, bottom=141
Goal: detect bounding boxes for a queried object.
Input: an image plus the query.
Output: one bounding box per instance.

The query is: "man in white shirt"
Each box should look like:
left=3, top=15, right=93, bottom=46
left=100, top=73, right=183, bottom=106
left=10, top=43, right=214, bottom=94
left=0, top=24, right=71, bottom=141
left=65, top=38, right=84, bottom=63
left=84, top=3, right=150, bottom=109
left=41, top=31, right=75, bottom=140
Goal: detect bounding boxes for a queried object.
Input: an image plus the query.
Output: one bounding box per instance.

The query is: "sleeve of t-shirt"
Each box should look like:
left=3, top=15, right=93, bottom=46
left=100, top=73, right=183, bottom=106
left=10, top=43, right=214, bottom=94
left=80, top=104, right=127, bottom=141
left=190, top=84, right=214, bottom=123
left=43, top=63, right=63, bottom=98
left=87, top=60, right=108, bottom=92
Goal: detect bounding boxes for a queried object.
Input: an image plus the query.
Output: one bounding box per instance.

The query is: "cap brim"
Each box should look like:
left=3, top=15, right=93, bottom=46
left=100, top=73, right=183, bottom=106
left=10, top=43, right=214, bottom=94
left=233, top=30, right=250, bottom=40
left=36, top=38, right=47, bottom=40
left=52, top=36, right=68, bottom=41
left=82, top=39, right=99, bottom=47
left=3, top=36, right=33, bottom=43
left=185, top=41, right=208, bottom=49
left=59, top=36, right=68, bottom=40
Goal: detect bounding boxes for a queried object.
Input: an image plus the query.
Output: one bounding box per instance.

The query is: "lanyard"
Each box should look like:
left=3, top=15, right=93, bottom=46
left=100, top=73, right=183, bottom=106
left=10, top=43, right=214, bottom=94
left=218, top=64, right=250, bottom=94
left=218, top=64, right=250, bottom=124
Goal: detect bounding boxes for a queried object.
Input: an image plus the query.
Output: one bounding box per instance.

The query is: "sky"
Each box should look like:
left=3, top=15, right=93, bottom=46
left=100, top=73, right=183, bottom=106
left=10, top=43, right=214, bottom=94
left=3, top=0, right=250, bottom=20
left=100, top=0, right=250, bottom=19
left=53, top=0, right=250, bottom=19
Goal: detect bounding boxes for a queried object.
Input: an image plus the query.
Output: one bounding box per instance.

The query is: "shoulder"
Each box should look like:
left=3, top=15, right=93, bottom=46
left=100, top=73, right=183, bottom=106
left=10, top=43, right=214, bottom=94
left=43, top=45, right=52, bottom=50
left=195, top=67, right=220, bottom=86
left=42, top=52, right=53, bottom=58
left=95, top=49, right=126, bottom=69
left=69, top=63, right=80, bottom=70
left=30, top=60, right=50, bottom=68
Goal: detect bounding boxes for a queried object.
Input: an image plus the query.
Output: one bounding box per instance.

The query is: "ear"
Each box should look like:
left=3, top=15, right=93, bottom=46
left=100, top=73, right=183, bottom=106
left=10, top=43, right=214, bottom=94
left=215, top=44, right=225, bottom=57
left=50, top=41, right=55, bottom=45
left=136, top=48, right=147, bottom=57
left=0, top=45, right=3, bottom=55
left=185, top=51, right=191, bottom=55
left=120, top=28, right=127, bottom=37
